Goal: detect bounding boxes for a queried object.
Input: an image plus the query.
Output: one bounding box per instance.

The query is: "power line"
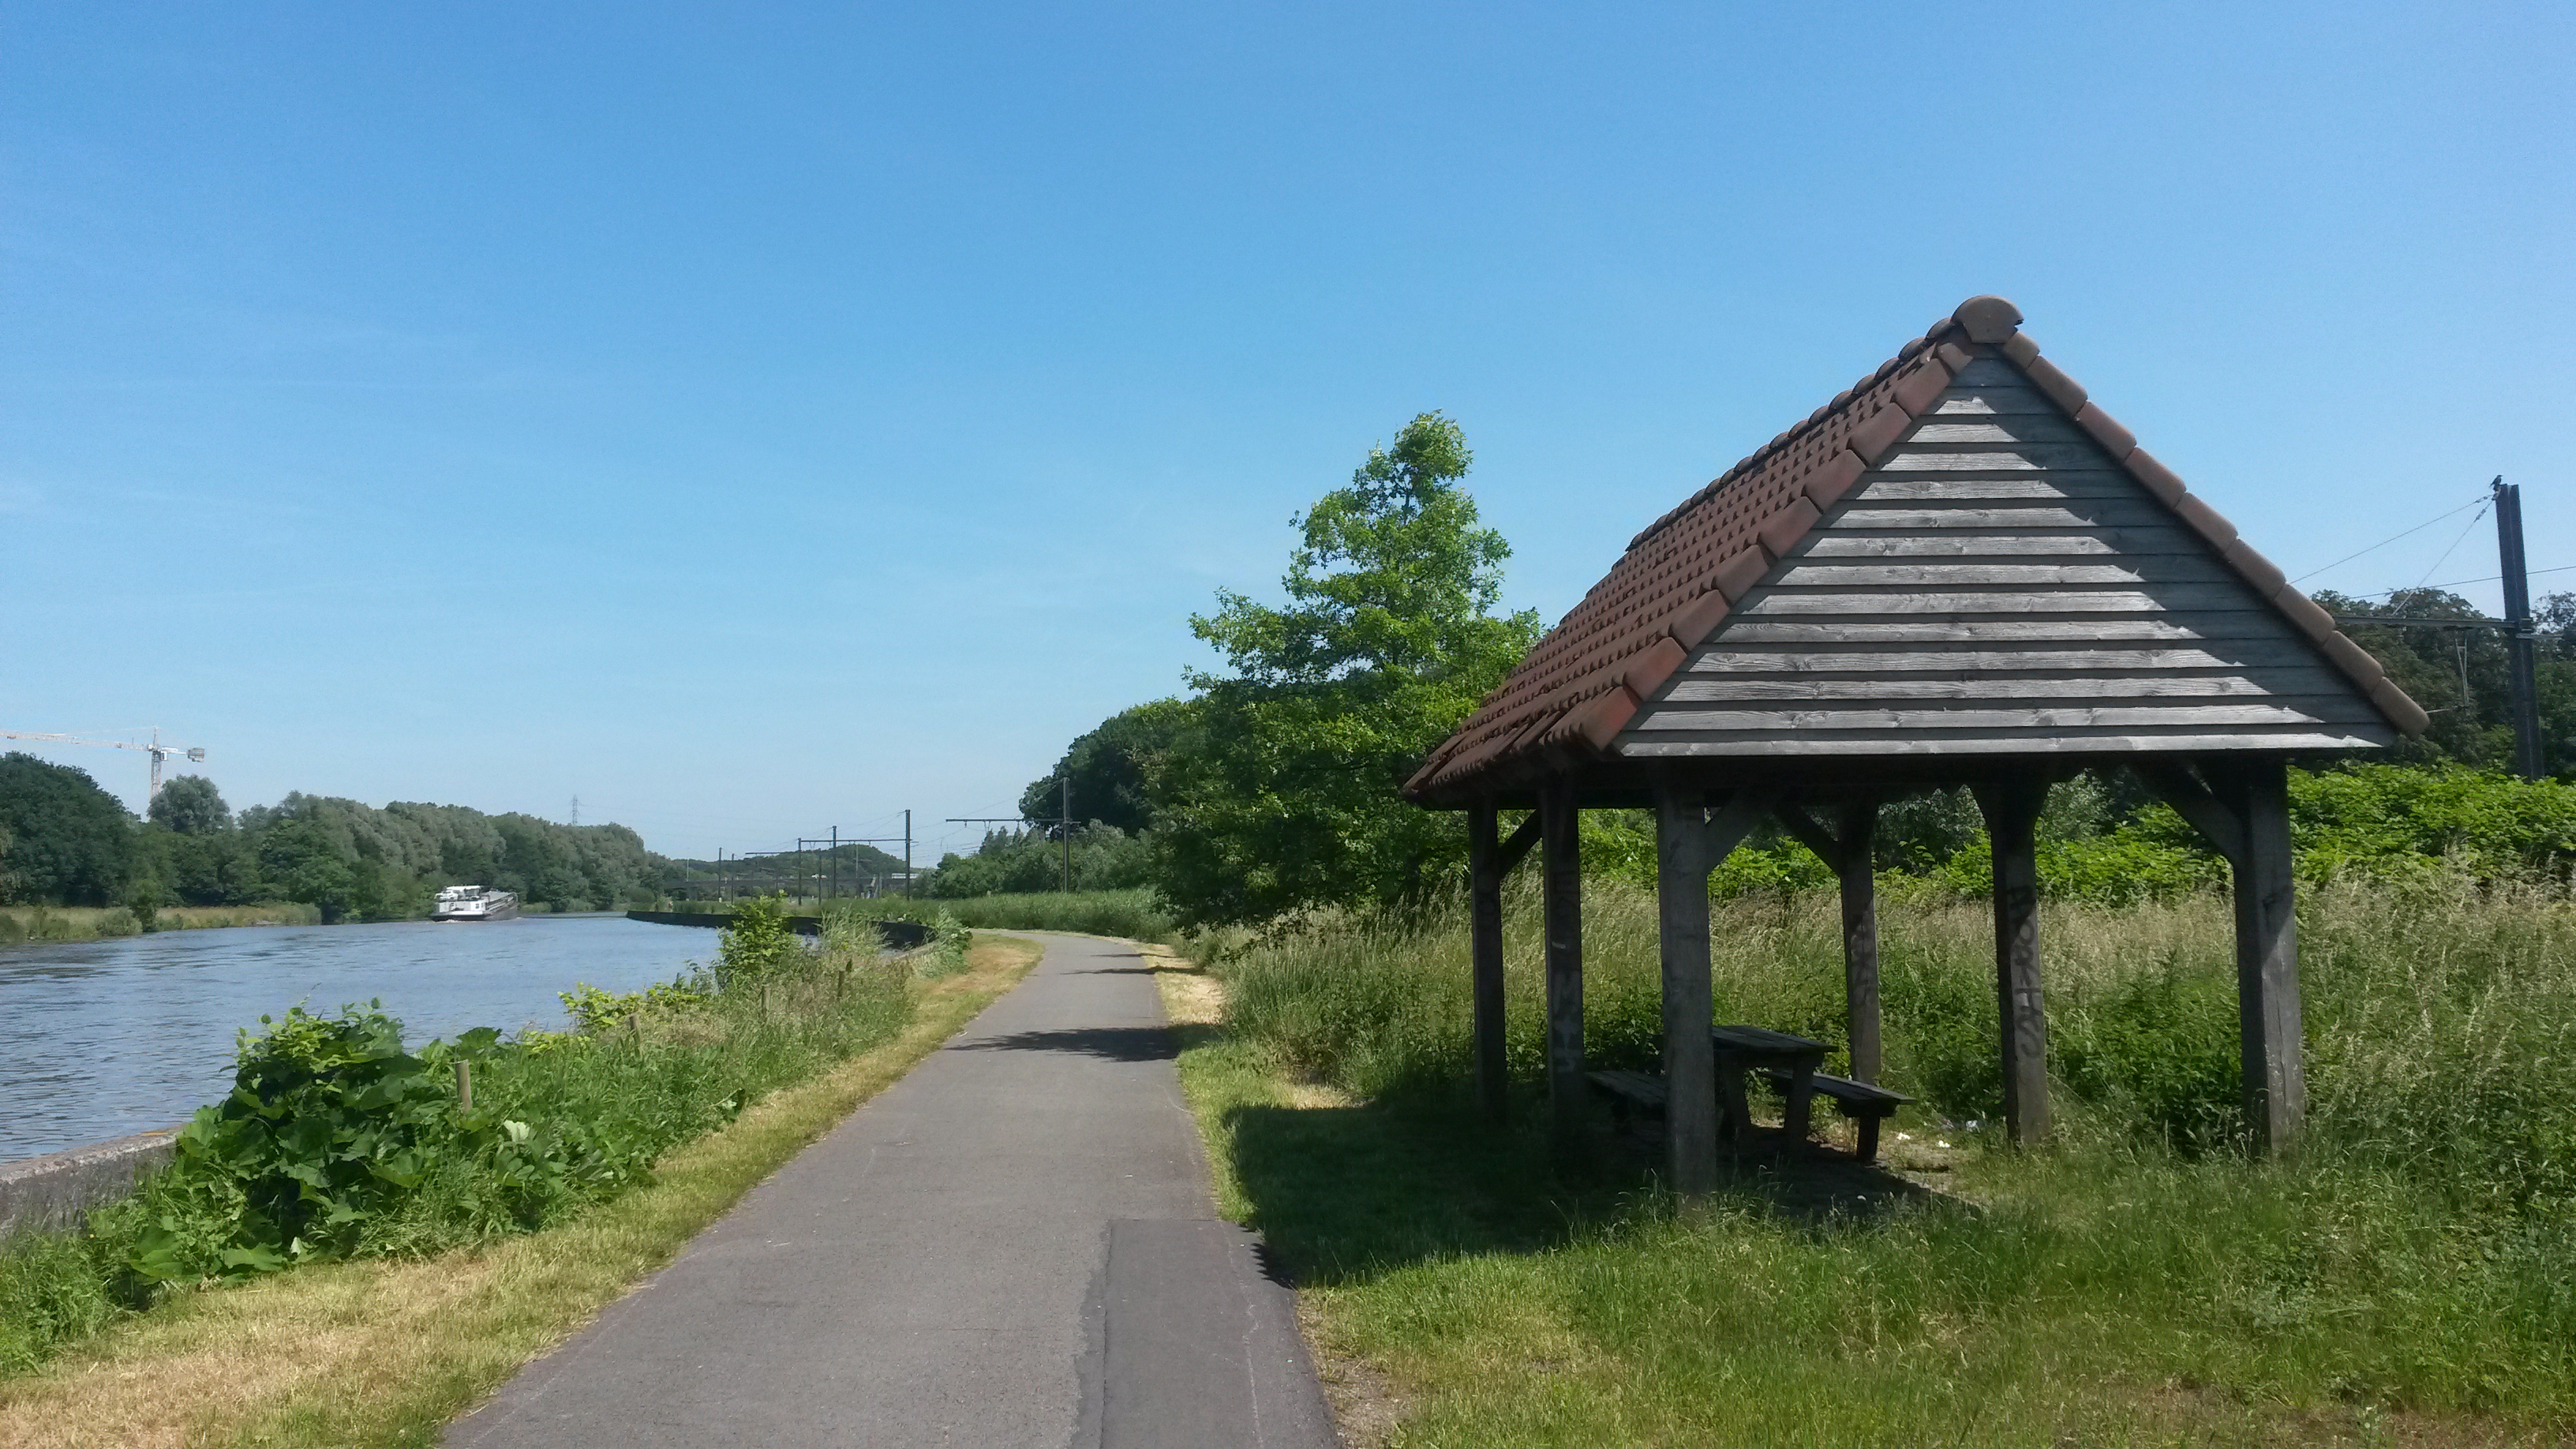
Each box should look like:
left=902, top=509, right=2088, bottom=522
left=2340, top=562, right=2576, bottom=601
left=2290, top=492, right=2492, bottom=585
left=2412, top=500, right=2492, bottom=590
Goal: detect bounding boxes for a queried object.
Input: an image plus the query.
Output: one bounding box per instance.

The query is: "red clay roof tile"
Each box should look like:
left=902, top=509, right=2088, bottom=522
left=2072, top=402, right=2137, bottom=459
left=2024, top=354, right=2088, bottom=414
left=2175, top=493, right=2239, bottom=551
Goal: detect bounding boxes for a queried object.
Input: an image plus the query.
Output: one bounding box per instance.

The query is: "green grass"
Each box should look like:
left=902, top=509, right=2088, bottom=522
left=0, top=902, right=323, bottom=942
left=0, top=934, right=1046, bottom=1447
left=837, top=887, right=1179, bottom=943
left=0, top=927, right=919, bottom=1376
left=1170, top=878, right=2576, bottom=1446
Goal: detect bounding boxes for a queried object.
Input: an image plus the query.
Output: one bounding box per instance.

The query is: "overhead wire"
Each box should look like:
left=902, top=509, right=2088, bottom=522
left=2413, top=500, right=2492, bottom=590
left=2289, top=493, right=2492, bottom=585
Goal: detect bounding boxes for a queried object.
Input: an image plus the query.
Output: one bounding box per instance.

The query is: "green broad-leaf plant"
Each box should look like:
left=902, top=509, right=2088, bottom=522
left=1155, top=412, right=1540, bottom=927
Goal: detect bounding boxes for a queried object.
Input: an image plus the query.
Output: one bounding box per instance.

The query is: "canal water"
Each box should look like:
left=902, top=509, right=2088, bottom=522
left=0, top=915, right=713, bottom=1163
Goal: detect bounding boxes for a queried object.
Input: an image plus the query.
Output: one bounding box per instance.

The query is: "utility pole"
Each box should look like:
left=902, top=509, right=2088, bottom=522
left=1061, top=777, right=1073, bottom=893
left=904, top=809, right=912, bottom=898
left=2495, top=477, right=2544, bottom=780
left=830, top=825, right=839, bottom=901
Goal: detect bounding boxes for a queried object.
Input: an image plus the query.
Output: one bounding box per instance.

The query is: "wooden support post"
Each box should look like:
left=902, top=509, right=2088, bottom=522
left=1468, top=799, right=1509, bottom=1125
left=1971, top=777, right=2051, bottom=1145
left=1540, top=776, right=1586, bottom=1144
left=1837, top=799, right=1882, bottom=1084
left=1653, top=782, right=1717, bottom=1199
left=2213, top=759, right=2305, bottom=1156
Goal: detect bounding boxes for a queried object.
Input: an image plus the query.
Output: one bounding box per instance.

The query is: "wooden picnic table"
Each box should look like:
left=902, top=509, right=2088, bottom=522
left=1711, top=1024, right=1829, bottom=1142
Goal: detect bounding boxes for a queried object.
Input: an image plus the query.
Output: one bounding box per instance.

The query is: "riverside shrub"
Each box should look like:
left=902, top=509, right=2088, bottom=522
left=0, top=907, right=915, bottom=1372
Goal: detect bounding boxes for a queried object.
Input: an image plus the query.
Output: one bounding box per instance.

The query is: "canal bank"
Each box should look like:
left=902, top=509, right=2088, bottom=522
left=0, top=914, right=711, bottom=1162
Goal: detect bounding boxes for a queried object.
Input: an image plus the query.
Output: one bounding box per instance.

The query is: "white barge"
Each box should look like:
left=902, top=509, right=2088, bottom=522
left=432, top=885, right=521, bottom=922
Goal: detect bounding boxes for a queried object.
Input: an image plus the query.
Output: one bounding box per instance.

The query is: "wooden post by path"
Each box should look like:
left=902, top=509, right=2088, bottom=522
left=1541, top=776, right=1586, bottom=1144
left=2216, top=759, right=2305, bottom=1156
left=1837, top=799, right=1882, bottom=1084
left=1653, top=784, right=1717, bottom=1198
left=1468, top=799, right=1509, bottom=1125
left=1972, top=777, right=2051, bottom=1145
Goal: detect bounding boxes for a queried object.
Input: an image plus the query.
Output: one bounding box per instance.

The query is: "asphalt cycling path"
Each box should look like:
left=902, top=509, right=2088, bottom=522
left=448, top=932, right=1335, bottom=1449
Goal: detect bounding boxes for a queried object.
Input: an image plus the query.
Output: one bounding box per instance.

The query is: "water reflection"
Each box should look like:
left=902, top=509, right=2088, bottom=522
left=0, top=916, right=710, bottom=1161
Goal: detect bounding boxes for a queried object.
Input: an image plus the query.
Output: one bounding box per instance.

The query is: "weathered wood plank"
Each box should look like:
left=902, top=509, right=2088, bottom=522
left=1684, top=644, right=2339, bottom=674
left=1771, top=558, right=2237, bottom=588
left=2215, top=760, right=2305, bottom=1157
left=1618, top=727, right=2397, bottom=756
left=1878, top=445, right=2115, bottom=473
left=1799, top=530, right=2203, bottom=557
left=1948, top=358, right=2024, bottom=387
left=1924, top=388, right=2060, bottom=416
left=1654, top=786, right=1719, bottom=1200
left=1905, top=416, right=2089, bottom=444
left=1832, top=503, right=2177, bottom=530
left=1634, top=700, right=2386, bottom=731
left=1973, top=777, right=2052, bottom=1146
left=1741, top=583, right=2270, bottom=614
left=1540, top=777, right=1585, bottom=1149
left=1837, top=799, right=1881, bottom=1085
left=1468, top=801, right=1507, bottom=1125
left=1661, top=673, right=2350, bottom=703
left=1713, top=615, right=2298, bottom=644
left=1844, top=474, right=2146, bottom=501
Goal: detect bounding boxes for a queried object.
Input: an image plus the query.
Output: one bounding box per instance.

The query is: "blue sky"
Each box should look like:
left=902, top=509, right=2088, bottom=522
left=5, top=2, right=2570, bottom=861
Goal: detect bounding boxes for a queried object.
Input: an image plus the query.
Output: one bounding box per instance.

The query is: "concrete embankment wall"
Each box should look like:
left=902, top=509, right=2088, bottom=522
left=0, top=1129, right=178, bottom=1236
left=627, top=911, right=934, bottom=949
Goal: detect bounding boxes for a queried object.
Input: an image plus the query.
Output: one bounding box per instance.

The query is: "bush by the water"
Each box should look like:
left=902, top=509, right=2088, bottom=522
left=0, top=900, right=915, bottom=1373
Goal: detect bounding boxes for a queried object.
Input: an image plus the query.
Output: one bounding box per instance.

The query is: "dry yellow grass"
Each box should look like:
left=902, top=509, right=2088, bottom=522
left=0, top=934, right=1046, bottom=1449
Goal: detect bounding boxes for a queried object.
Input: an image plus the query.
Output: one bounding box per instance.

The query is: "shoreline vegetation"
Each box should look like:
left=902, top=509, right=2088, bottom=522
left=0, top=900, right=1042, bottom=1447
left=0, top=902, right=324, bottom=945
left=1137, top=880, right=2576, bottom=1447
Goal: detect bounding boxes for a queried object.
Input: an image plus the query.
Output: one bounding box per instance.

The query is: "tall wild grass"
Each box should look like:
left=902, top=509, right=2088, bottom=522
left=1205, top=874, right=2576, bottom=1437
left=0, top=902, right=323, bottom=943
left=1224, top=873, right=2576, bottom=1195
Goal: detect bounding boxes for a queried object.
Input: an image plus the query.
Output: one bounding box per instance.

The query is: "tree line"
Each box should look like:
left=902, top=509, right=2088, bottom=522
left=927, top=413, right=2576, bottom=926
left=0, top=757, right=672, bottom=923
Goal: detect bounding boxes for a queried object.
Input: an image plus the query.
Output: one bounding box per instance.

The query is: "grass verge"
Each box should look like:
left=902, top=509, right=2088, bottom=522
left=0, top=904, right=323, bottom=943
left=1159, top=892, right=2576, bottom=1447
left=0, top=933, right=1043, bottom=1449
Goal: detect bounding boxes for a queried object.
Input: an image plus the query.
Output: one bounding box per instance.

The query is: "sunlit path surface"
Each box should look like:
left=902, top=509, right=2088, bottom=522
left=450, top=932, right=1333, bottom=1449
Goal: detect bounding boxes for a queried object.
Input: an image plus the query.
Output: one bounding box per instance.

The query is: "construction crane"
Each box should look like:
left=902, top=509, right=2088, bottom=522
left=0, top=728, right=207, bottom=801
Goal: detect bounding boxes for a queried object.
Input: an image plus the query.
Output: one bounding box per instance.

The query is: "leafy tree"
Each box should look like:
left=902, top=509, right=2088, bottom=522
left=150, top=775, right=230, bottom=835
left=0, top=753, right=136, bottom=905
left=924, top=824, right=1155, bottom=897
left=1151, top=413, right=1541, bottom=927
left=256, top=814, right=357, bottom=920
left=1019, top=699, right=1188, bottom=834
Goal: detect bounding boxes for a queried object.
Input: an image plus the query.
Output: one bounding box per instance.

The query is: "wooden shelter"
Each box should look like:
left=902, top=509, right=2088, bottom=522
left=1403, top=296, right=2428, bottom=1193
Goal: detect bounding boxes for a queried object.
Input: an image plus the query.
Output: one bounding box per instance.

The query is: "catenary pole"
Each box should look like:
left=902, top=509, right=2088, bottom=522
left=2495, top=477, right=2543, bottom=779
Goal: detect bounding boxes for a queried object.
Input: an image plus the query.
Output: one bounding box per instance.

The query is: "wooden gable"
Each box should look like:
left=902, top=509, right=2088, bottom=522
left=1617, top=354, right=2399, bottom=758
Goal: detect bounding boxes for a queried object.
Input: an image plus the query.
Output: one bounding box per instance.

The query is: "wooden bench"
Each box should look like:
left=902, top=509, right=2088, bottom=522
left=1586, top=1069, right=1668, bottom=1128
left=1762, top=1068, right=1911, bottom=1163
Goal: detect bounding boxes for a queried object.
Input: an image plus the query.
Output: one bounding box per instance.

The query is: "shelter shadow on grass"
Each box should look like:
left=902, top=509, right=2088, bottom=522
left=1216, top=1084, right=1938, bottom=1288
